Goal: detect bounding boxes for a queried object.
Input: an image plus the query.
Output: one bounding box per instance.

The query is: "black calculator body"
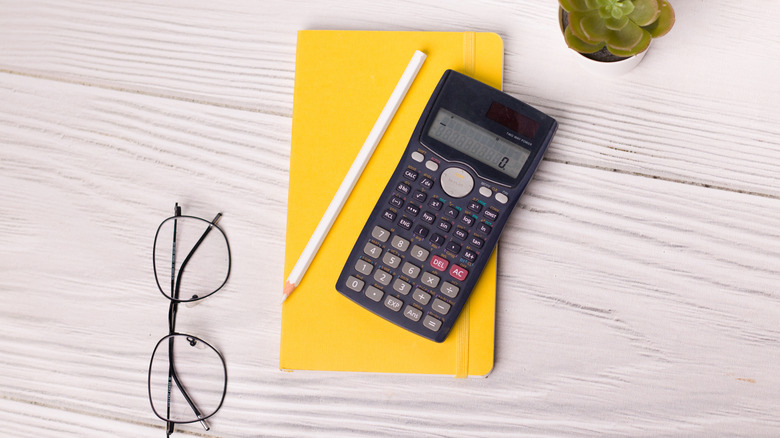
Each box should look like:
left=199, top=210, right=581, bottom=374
left=336, top=70, right=557, bottom=342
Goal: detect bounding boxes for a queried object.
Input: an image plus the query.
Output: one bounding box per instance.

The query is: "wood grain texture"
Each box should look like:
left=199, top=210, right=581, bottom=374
left=0, top=0, right=779, bottom=436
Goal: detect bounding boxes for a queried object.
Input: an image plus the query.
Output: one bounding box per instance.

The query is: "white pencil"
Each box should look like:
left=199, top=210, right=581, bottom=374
left=283, top=50, right=427, bottom=302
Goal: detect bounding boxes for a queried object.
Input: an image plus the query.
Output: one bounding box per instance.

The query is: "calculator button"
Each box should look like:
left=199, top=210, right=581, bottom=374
left=409, top=245, right=430, bottom=262
left=461, top=215, right=475, bottom=227
left=437, top=219, right=452, bottom=232
left=449, top=265, right=469, bottom=281
left=398, top=217, right=413, bottom=230
left=440, top=281, right=460, bottom=298
left=430, top=255, right=449, bottom=271
left=382, top=251, right=401, bottom=268
left=363, top=242, right=382, bottom=258
left=420, top=178, right=434, bottom=189
left=467, top=201, right=482, bottom=213
left=477, top=223, right=492, bottom=235
left=405, top=203, right=420, bottom=216
left=469, top=236, right=484, bottom=249
left=365, top=286, right=384, bottom=302
left=371, top=225, right=390, bottom=242
left=390, top=235, right=410, bottom=251
left=382, top=209, right=397, bottom=222
left=412, top=288, right=431, bottom=305
left=453, top=229, right=468, bottom=241
left=422, top=315, right=442, bottom=332
left=463, top=250, right=477, bottom=263
left=425, top=160, right=439, bottom=171
left=384, top=295, right=403, bottom=312
left=429, top=233, right=445, bottom=246
left=389, top=196, right=403, bottom=208
left=484, top=209, right=499, bottom=221
left=440, top=167, right=474, bottom=199
left=355, top=259, right=374, bottom=275
left=421, top=211, right=436, bottom=224
left=401, top=262, right=421, bottom=278
left=411, top=151, right=424, bottom=162
left=432, top=298, right=451, bottom=315
left=396, top=182, right=411, bottom=195
left=374, top=269, right=392, bottom=285
left=393, top=279, right=412, bottom=295
left=479, top=186, right=492, bottom=198
left=413, top=224, right=429, bottom=238
left=446, top=241, right=461, bottom=254
left=444, top=206, right=459, bottom=218
left=428, top=198, right=443, bottom=210
left=495, top=192, right=509, bottom=204
left=346, top=276, right=365, bottom=292
left=403, top=305, right=423, bottom=322
left=421, top=272, right=440, bottom=288
left=403, top=168, right=418, bottom=181
left=412, top=190, right=427, bottom=203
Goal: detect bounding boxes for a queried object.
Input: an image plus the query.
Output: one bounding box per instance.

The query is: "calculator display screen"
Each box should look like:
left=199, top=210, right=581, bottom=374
left=428, top=108, right=530, bottom=178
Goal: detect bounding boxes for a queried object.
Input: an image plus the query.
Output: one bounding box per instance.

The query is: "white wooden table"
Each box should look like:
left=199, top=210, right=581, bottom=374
left=1, top=1, right=779, bottom=436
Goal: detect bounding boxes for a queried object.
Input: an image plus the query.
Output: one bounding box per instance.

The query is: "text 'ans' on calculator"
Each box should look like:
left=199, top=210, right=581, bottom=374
left=336, top=70, right=558, bottom=342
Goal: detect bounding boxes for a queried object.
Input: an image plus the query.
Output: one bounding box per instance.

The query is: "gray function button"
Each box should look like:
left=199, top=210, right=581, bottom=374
left=371, top=226, right=390, bottom=242
left=403, top=305, right=423, bottom=322
left=390, top=235, right=410, bottom=252
left=355, top=259, right=374, bottom=275
left=409, top=245, right=430, bottom=262
left=425, top=160, right=439, bottom=171
left=432, top=298, right=451, bottom=315
left=384, top=295, right=403, bottom=312
left=440, top=167, right=474, bottom=198
left=422, top=315, right=442, bottom=332
left=346, top=276, right=365, bottom=292
left=495, top=192, right=509, bottom=204
left=363, top=242, right=382, bottom=259
left=365, top=286, right=384, bottom=302
left=382, top=252, right=401, bottom=268
left=412, top=288, right=431, bottom=305
left=411, top=151, right=424, bottom=162
left=401, top=262, right=421, bottom=279
left=440, top=281, right=460, bottom=298
left=393, top=279, right=412, bottom=295
left=373, top=269, right=392, bottom=286
left=479, top=186, right=492, bottom=198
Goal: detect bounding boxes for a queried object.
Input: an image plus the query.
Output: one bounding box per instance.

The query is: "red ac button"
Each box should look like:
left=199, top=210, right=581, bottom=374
left=449, top=265, right=468, bottom=281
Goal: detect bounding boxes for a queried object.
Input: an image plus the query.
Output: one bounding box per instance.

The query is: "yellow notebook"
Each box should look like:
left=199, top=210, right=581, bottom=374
left=281, top=30, right=503, bottom=377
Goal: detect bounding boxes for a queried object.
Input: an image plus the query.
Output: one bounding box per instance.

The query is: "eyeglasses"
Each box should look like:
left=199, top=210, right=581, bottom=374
left=148, top=203, right=231, bottom=435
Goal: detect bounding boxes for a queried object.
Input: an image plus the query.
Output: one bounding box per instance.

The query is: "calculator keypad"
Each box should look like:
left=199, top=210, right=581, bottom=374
left=337, top=148, right=507, bottom=342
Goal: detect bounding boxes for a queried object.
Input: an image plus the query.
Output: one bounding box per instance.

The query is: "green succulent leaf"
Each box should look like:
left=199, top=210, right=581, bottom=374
left=564, top=25, right=606, bottom=54
left=606, top=22, right=652, bottom=56
left=605, top=15, right=629, bottom=30
left=629, top=0, right=661, bottom=26
left=559, top=0, right=590, bottom=12
left=576, top=10, right=611, bottom=43
left=642, top=0, right=675, bottom=38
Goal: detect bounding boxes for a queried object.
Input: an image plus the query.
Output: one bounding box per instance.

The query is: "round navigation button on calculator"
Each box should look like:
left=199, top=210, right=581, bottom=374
left=440, top=167, right=474, bottom=198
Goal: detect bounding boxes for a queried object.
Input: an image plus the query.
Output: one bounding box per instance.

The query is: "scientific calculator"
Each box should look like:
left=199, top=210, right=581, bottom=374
left=336, top=70, right=557, bottom=342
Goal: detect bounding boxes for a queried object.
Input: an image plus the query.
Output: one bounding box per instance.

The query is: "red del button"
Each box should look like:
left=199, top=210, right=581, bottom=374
left=449, top=265, right=469, bottom=281
left=430, top=255, right=449, bottom=271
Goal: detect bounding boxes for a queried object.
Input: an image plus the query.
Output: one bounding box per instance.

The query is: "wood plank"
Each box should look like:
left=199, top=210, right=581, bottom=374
left=1, top=72, right=778, bottom=435
left=1, top=2, right=779, bottom=197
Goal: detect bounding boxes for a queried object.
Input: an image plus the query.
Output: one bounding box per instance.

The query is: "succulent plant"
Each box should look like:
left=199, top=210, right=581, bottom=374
left=560, top=0, right=675, bottom=58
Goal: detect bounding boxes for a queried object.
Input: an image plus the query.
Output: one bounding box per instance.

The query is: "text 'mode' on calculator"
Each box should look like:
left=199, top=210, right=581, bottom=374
left=336, top=70, right=558, bottom=342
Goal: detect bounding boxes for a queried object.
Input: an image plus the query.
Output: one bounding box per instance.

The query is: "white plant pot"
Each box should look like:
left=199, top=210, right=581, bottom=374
left=559, top=7, right=649, bottom=77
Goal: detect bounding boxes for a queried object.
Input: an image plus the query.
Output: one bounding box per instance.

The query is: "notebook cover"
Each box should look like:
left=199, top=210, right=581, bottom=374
left=281, top=30, right=503, bottom=377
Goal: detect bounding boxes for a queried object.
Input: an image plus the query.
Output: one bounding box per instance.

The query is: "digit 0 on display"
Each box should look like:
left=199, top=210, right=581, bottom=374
left=336, top=70, right=557, bottom=342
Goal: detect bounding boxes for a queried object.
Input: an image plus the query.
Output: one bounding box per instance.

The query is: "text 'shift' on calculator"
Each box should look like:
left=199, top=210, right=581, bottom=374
left=336, top=70, right=558, bottom=342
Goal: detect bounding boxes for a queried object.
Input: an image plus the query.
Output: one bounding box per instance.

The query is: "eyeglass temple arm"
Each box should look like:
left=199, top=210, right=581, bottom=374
left=172, top=212, right=222, bottom=302
left=166, top=356, right=210, bottom=433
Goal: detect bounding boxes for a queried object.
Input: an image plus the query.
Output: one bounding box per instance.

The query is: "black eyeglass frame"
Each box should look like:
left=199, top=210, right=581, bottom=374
left=148, top=204, right=231, bottom=435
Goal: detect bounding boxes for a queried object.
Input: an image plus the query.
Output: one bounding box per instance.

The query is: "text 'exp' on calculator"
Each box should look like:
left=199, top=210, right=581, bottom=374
left=336, top=70, right=558, bottom=342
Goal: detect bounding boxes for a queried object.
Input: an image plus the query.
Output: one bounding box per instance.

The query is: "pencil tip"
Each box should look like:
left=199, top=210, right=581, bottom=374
left=282, top=281, right=295, bottom=303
